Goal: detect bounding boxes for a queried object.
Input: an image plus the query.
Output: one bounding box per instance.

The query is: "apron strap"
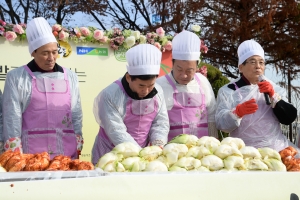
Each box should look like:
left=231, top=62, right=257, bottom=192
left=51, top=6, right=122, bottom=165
left=165, top=74, right=178, bottom=93
left=194, top=74, right=206, bottom=107
left=62, top=67, right=68, bottom=80
left=114, top=80, right=129, bottom=97
left=233, top=82, right=239, bottom=90
left=24, top=66, right=36, bottom=79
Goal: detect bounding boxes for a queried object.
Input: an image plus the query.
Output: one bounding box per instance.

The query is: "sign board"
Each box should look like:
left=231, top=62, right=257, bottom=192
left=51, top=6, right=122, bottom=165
left=152, top=14, right=162, bottom=24
left=0, top=37, right=172, bottom=161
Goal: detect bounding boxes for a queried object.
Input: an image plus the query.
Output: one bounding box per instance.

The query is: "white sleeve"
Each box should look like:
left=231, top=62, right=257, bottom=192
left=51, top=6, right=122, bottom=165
left=148, top=84, right=169, bottom=145
left=67, top=70, right=83, bottom=136
left=156, top=75, right=174, bottom=110
left=2, top=70, right=24, bottom=142
left=93, top=84, right=140, bottom=147
left=195, top=73, right=217, bottom=123
left=215, top=85, right=242, bottom=133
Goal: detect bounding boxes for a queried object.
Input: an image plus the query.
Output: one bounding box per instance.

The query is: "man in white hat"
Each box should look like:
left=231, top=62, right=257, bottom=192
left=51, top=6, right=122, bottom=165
left=91, top=44, right=169, bottom=165
left=2, top=17, right=83, bottom=159
left=156, top=30, right=218, bottom=141
left=215, top=40, right=298, bottom=152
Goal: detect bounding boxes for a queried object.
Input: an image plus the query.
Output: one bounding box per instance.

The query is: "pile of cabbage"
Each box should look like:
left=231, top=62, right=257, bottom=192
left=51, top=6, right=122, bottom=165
left=96, top=134, right=286, bottom=172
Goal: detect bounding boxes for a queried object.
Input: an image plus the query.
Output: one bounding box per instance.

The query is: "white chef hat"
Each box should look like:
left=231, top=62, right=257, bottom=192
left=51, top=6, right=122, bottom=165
left=238, top=40, right=264, bottom=65
left=26, top=17, right=57, bottom=54
left=126, top=44, right=162, bottom=75
left=172, top=30, right=201, bottom=61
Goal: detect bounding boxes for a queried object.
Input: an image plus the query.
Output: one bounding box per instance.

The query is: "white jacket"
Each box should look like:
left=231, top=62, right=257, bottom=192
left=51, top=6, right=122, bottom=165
left=2, top=66, right=83, bottom=143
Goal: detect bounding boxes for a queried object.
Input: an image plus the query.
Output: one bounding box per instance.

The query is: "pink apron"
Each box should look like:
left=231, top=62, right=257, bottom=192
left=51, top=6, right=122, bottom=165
left=165, top=74, right=208, bottom=141
left=21, top=66, right=77, bottom=159
left=92, top=80, right=158, bottom=164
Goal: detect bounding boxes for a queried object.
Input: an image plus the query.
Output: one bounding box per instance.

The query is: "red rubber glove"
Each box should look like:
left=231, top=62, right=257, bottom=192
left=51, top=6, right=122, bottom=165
left=257, top=81, right=275, bottom=97
left=234, top=98, right=258, bottom=118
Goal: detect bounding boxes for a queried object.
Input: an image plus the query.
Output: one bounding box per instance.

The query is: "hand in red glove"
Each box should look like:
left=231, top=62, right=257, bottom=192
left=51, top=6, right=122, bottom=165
left=257, top=81, right=275, bottom=97
left=234, top=98, right=258, bottom=118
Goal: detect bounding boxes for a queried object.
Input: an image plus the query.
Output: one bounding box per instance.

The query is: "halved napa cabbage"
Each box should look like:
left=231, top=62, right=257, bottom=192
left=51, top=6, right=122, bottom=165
left=244, top=158, right=268, bottom=170
left=139, top=146, right=162, bottom=161
left=144, top=160, right=168, bottom=172
left=168, top=134, right=199, bottom=148
left=263, top=158, right=286, bottom=171
left=223, top=156, right=246, bottom=170
left=172, top=157, right=201, bottom=171
left=196, top=136, right=220, bottom=153
left=96, top=152, right=123, bottom=169
left=162, top=143, right=189, bottom=165
left=103, top=161, right=126, bottom=172
left=191, top=166, right=210, bottom=172
left=112, top=142, right=141, bottom=158
left=186, top=146, right=201, bottom=158
left=220, top=137, right=245, bottom=150
left=258, top=147, right=281, bottom=160
left=240, top=146, right=262, bottom=159
left=169, top=165, right=187, bottom=172
left=131, top=159, right=148, bottom=172
left=197, top=145, right=213, bottom=159
left=121, top=157, right=141, bottom=170
left=214, top=144, right=242, bottom=159
left=186, top=145, right=213, bottom=159
left=201, top=155, right=224, bottom=171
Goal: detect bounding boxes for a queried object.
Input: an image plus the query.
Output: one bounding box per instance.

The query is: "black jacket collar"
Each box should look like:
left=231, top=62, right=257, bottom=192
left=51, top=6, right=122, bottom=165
left=121, top=74, right=158, bottom=100
left=27, top=59, right=63, bottom=73
left=227, top=74, right=251, bottom=91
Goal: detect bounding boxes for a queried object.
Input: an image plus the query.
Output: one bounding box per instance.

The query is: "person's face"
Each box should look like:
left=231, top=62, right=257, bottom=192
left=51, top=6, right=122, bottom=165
left=239, top=55, right=265, bottom=84
left=172, top=59, right=197, bottom=85
left=126, top=74, right=157, bottom=98
left=31, top=42, right=58, bottom=71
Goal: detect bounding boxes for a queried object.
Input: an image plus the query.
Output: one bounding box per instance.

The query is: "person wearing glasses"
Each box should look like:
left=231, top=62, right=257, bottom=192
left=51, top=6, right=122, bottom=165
left=215, top=40, right=297, bottom=152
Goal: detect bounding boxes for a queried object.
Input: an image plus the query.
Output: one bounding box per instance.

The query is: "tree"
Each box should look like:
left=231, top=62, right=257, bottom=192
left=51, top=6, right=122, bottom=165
left=0, top=0, right=106, bottom=26
left=0, top=0, right=32, bottom=23
left=195, top=0, right=300, bottom=141
left=197, top=0, right=300, bottom=78
left=198, top=63, right=230, bottom=97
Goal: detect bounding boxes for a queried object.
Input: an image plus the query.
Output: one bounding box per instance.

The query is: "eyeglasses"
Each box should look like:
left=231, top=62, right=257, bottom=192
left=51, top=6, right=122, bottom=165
left=245, top=60, right=265, bottom=66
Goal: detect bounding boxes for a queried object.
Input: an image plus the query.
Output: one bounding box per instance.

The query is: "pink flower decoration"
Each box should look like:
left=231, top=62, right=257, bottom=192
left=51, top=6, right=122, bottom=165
left=146, top=33, right=152, bottom=39
left=5, top=31, right=17, bottom=41
left=13, top=24, right=24, bottom=34
left=164, top=41, right=172, bottom=51
left=156, top=27, right=165, bottom=38
left=80, top=27, right=90, bottom=37
left=199, top=66, right=207, bottom=77
left=19, top=23, right=26, bottom=28
left=0, top=20, right=6, bottom=26
left=148, top=38, right=155, bottom=44
left=200, top=39, right=208, bottom=53
left=154, top=42, right=161, bottom=50
left=58, top=30, right=69, bottom=40
left=52, top=24, right=62, bottom=32
left=93, top=30, right=104, bottom=40
left=201, top=45, right=208, bottom=53
left=99, top=36, right=108, bottom=43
